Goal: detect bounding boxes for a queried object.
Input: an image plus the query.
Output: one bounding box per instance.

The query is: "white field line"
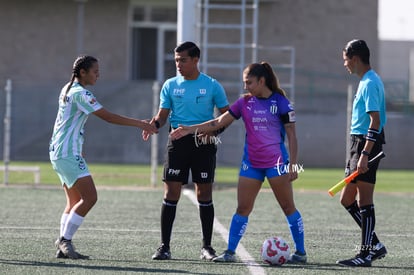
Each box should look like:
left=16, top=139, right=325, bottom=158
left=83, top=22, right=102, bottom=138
left=182, top=189, right=266, bottom=275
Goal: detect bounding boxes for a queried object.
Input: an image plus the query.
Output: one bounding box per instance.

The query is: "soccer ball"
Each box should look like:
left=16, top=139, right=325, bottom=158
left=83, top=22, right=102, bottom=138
left=261, top=236, right=290, bottom=265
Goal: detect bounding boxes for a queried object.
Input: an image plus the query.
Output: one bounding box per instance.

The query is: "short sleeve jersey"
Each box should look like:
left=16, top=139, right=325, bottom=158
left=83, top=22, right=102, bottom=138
left=229, top=92, right=295, bottom=168
left=351, top=69, right=387, bottom=135
left=49, top=82, right=103, bottom=160
left=159, top=72, right=229, bottom=128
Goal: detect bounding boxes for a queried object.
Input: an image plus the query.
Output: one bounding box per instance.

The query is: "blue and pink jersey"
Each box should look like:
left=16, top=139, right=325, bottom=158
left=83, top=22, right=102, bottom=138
left=229, top=92, right=295, bottom=168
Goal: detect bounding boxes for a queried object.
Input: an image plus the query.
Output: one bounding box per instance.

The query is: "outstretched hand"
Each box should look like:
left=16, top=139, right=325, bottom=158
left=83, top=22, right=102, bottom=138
left=170, top=125, right=193, bottom=140
left=142, top=120, right=158, bottom=136
left=142, top=119, right=158, bottom=141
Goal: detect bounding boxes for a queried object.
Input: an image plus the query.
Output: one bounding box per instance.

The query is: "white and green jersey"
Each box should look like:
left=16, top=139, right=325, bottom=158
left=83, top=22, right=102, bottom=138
left=49, top=82, right=103, bottom=160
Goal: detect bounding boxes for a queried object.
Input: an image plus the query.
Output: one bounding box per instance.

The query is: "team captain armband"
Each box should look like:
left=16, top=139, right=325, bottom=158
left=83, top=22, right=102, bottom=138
left=280, top=111, right=296, bottom=124
left=366, top=128, right=380, bottom=142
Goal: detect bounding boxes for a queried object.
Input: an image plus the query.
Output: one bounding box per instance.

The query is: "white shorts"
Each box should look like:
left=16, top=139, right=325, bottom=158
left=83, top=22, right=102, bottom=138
left=50, top=155, right=90, bottom=188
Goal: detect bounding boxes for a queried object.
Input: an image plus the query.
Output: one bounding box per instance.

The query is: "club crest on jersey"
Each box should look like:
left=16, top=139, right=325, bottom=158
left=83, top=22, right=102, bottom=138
left=84, top=92, right=97, bottom=105
left=88, top=97, right=97, bottom=105
left=199, top=89, right=207, bottom=95
left=270, top=104, right=278, bottom=115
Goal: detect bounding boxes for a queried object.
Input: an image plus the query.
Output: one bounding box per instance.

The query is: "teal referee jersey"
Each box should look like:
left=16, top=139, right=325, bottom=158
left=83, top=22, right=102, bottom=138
left=159, top=72, right=229, bottom=128
left=351, top=69, right=387, bottom=135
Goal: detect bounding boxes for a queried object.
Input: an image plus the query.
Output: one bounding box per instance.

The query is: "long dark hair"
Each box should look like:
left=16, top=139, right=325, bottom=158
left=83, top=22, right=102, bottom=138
left=62, top=55, right=98, bottom=103
left=243, top=62, right=287, bottom=97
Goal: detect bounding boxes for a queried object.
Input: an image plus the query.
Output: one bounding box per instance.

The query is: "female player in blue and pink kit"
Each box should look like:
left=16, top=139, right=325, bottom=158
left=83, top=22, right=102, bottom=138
left=170, top=62, right=306, bottom=263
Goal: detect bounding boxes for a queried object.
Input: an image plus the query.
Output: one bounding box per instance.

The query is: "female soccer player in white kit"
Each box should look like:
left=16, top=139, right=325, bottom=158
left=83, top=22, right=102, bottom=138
left=49, top=55, right=157, bottom=259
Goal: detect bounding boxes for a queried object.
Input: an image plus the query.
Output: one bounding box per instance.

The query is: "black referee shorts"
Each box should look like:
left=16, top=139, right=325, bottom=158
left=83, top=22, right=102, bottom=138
left=162, top=133, right=217, bottom=184
left=345, top=132, right=385, bottom=184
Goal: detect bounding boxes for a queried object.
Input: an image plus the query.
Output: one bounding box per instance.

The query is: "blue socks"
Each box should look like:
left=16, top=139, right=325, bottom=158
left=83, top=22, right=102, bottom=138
left=227, top=213, right=249, bottom=252
left=286, top=210, right=305, bottom=254
left=226, top=211, right=305, bottom=255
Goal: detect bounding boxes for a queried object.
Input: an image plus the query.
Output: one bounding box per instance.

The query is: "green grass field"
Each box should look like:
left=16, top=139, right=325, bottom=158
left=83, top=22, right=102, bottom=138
left=1, top=161, right=413, bottom=193
left=0, top=162, right=413, bottom=274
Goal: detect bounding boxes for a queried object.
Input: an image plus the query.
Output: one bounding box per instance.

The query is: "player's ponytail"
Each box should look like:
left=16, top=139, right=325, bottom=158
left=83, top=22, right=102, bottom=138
left=62, top=55, right=98, bottom=104
left=260, top=62, right=287, bottom=97
left=62, top=74, right=76, bottom=104
left=244, top=62, right=287, bottom=98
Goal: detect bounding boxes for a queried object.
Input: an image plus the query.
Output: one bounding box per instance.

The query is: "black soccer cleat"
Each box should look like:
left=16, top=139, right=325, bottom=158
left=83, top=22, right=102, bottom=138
left=200, top=246, right=217, bottom=260
left=371, top=243, right=387, bottom=261
left=152, top=244, right=171, bottom=260
left=336, top=253, right=372, bottom=267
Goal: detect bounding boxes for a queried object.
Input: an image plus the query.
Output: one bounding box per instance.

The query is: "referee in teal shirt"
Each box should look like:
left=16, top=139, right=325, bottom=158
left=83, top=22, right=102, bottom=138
left=336, top=39, right=387, bottom=267
left=143, top=41, right=229, bottom=261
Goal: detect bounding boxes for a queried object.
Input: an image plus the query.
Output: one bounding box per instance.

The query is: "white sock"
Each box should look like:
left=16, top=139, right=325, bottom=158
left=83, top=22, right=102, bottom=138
left=62, top=211, right=84, bottom=240
left=60, top=213, right=69, bottom=237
